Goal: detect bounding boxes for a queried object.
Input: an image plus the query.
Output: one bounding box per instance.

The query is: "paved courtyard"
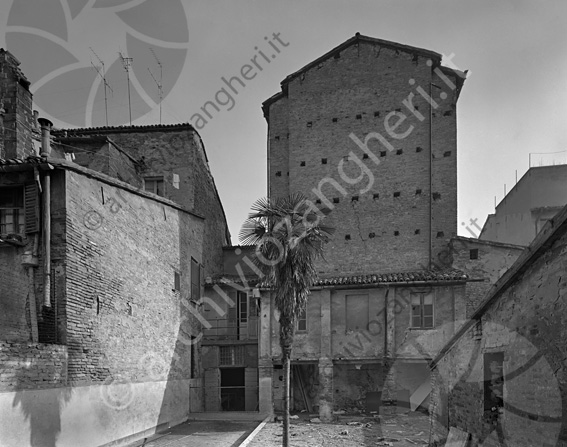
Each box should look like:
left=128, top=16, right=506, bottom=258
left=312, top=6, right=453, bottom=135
left=125, top=420, right=259, bottom=447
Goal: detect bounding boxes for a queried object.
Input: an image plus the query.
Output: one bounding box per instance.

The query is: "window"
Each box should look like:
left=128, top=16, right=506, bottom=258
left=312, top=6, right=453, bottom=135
left=238, top=291, right=248, bottom=324
left=144, top=176, right=164, bottom=196
left=470, top=249, right=479, bottom=260
left=191, top=258, right=200, bottom=301
left=296, top=303, right=307, bottom=332
left=411, top=292, right=434, bottom=328
left=0, top=186, right=24, bottom=235
left=219, top=345, right=245, bottom=366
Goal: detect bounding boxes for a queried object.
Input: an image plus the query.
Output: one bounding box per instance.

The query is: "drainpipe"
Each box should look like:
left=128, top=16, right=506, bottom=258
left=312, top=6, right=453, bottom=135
left=38, top=118, right=52, bottom=307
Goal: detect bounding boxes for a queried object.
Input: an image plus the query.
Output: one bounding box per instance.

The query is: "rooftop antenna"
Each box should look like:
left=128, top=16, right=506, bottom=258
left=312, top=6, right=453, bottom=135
left=119, top=51, right=133, bottom=125
left=89, top=47, right=113, bottom=126
left=148, top=48, right=163, bottom=124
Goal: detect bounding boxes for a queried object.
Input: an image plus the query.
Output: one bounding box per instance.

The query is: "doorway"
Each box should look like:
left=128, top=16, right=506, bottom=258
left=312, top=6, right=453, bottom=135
left=220, top=367, right=245, bottom=411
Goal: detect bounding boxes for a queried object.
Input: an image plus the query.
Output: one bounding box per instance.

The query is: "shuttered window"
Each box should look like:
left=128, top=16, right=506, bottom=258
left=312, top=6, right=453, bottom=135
left=24, top=183, right=40, bottom=233
left=0, top=186, right=24, bottom=235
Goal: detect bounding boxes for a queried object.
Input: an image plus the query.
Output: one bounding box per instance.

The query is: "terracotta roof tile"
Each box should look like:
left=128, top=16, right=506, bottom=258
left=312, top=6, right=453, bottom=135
left=0, top=155, right=46, bottom=166
left=207, top=269, right=469, bottom=288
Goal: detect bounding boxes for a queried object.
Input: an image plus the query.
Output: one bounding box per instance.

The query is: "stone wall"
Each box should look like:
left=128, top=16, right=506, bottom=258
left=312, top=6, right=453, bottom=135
left=449, top=237, right=524, bottom=317
left=430, top=227, right=567, bottom=446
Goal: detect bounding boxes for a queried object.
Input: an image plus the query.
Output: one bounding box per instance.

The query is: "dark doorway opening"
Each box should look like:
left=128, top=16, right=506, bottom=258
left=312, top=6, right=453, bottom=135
left=221, top=367, right=245, bottom=411
left=484, top=352, right=504, bottom=426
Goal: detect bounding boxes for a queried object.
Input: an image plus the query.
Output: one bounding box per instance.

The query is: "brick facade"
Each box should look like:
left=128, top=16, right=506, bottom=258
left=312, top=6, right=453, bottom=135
left=56, top=125, right=230, bottom=278
left=264, top=35, right=465, bottom=275
left=0, top=49, right=35, bottom=159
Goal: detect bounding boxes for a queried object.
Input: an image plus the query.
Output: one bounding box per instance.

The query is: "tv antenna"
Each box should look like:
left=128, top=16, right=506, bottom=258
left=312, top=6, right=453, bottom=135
left=119, top=51, right=133, bottom=125
left=148, top=48, right=163, bottom=124
left=89, top=47, right=113, bottom=126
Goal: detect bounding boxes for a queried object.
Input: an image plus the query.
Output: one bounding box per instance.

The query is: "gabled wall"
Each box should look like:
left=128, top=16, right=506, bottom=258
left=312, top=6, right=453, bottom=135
left=265, top=37, right=464, bottom=275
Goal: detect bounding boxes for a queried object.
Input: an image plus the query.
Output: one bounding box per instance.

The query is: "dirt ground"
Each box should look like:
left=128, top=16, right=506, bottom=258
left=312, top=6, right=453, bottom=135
left=246, top=411, right=431, bottom=447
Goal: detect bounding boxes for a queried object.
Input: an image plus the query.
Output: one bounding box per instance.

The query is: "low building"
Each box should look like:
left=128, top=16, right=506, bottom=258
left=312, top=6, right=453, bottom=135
left=429, top=205, right=567, bottom=446
left=446, top=236, right=525, bottom=316
left=204, top=247, right=473, bottom=420
left=480, top=164, right=567, bottom=246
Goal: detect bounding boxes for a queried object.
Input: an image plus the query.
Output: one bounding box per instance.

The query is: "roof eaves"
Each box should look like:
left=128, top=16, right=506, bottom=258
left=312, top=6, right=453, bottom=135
left=54, top=122, right=195, bottom=136
left=451, top=236, right=526, bottom=251
left=45, top=157, right=205, bottom=220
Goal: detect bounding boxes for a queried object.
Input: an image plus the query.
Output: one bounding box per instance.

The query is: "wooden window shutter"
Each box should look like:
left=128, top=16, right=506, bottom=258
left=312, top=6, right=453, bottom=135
left=24, top=183, right=40, bottom=233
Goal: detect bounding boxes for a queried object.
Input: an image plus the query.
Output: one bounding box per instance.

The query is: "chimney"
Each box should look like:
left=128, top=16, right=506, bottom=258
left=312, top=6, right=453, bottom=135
left=38, top=117, right=53, bottom=156
left=0, top=49, right=34, bottom=159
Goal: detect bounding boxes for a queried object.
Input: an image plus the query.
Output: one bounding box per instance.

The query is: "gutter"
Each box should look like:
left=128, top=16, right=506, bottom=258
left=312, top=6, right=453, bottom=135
left=38, top=117, right=53, bottom=307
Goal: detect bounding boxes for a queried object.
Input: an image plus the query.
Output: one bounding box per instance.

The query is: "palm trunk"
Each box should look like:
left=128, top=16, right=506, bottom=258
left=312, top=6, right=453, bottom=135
left=282, top=353, right=290, bottom=447
left=280, top=316, right=294, bottom=447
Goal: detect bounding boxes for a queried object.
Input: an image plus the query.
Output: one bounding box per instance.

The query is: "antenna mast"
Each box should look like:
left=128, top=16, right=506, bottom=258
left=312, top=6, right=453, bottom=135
left=89, top=47, right=113, bottom=126
left=119, top=51, right=133, bottom=125
left=149, top=48, right=163, bottom=124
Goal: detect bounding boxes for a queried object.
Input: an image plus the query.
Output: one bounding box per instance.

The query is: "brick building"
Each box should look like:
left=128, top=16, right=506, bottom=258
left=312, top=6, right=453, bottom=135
left=429, top=204, right=567, bottom=446
left=197, top=34, right=475, bottom=421
left=0, top=49, right=230, bottom=446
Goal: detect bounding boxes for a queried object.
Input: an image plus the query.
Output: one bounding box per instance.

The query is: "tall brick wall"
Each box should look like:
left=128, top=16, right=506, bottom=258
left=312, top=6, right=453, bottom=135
left=265, top=38, right=463, bottom=276
left=0, top=49, right=35, bottom=159
left=430, top=229, right=567, bottom=446
left=59, top=126, right=229, bottom=278
left=61, top=169, right=204, bottom=385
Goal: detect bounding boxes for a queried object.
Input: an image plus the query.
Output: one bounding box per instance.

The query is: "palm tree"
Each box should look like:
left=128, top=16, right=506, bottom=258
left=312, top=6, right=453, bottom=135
left=240, top=193, right=333, bottom=447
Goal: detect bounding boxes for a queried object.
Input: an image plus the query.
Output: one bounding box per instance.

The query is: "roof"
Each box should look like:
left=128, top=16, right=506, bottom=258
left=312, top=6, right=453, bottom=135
left=431, top=202, right=567, bottom=368
left=0, top=155, right=205, bottom=220
left=52, top=122, right=195, bottom=136
left=262, top=33, right=467, bottom=113
left=206, top=269, right=469, bottom=288
left=451, top=235, right=526, bottom=250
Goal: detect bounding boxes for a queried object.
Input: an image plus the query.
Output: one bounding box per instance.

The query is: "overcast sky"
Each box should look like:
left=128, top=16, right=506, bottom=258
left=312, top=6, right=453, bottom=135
left=1, top=0, right=566, bottom=243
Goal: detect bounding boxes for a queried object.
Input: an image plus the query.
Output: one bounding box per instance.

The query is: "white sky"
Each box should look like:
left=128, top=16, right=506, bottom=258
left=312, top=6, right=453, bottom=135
left=1, top=0, right=566, bottom=243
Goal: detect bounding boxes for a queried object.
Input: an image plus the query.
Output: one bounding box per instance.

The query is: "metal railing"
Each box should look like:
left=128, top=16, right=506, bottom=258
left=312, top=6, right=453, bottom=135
left=203, top=316, right=259, bottom=341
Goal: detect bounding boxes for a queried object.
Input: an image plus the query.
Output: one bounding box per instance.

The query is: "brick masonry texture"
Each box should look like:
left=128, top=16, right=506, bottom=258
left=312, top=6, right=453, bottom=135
left=265, top=40, right=463, bottom=276
left=429, top=226, right=567, bottom=446
left=0, top=342, right=67, bottom=391
left=448, top=237, right=524, bottom=317
left=58, top=126, right=230, bottom=278
left=61, top=169, right=204, bottom=385
left=0, top=171, right=35, bottom=343
left=0, top=50, right=35, bottom=160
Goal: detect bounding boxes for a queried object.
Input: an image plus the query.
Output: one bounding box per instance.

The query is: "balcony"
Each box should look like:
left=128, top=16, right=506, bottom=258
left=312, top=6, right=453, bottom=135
left=203, top=316, right=259, bottom=341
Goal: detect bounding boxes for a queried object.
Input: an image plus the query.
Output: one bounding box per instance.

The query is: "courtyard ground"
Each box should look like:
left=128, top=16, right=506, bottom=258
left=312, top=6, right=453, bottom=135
left=245, top=411, right=431, bottom=447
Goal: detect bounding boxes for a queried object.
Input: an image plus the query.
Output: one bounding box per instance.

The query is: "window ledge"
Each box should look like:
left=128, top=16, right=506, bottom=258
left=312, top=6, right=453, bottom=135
left=0, top=235, right=26, bottom=247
